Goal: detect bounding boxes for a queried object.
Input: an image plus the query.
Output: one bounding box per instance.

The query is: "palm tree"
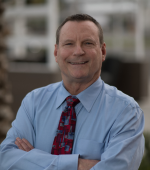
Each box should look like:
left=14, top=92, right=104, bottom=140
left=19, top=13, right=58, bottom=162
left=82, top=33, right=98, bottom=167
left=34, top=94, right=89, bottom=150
left=0, top=1, right=14, bottom=143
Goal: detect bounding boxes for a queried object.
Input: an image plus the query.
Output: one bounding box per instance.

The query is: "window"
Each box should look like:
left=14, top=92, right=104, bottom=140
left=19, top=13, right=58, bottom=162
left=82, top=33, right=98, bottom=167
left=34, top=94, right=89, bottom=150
left=26, top=17, right=47, bottom=35
left=25, top=0, right=47, bottom=5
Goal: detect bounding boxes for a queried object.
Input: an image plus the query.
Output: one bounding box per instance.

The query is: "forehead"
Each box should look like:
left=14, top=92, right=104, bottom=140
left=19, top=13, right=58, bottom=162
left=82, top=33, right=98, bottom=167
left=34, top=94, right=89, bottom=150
left=59, top=21, right=99, bottom=40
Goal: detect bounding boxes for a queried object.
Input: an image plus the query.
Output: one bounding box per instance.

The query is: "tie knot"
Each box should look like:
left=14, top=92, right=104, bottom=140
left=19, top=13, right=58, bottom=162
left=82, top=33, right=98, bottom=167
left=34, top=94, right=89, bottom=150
left=66, top=96, right=80, bottom=107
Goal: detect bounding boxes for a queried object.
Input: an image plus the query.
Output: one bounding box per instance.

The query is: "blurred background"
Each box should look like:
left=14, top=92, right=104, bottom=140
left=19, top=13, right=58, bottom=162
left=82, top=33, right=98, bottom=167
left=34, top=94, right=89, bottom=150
left=0, top=0, right=150, bottom=142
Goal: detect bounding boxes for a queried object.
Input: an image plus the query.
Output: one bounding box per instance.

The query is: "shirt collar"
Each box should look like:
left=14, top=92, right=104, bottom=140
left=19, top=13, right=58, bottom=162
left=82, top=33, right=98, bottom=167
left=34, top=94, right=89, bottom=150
left=55, top=81, right=70, bottom=109
left=56, top=77, right=103, bottom=112
left=76, top=77, right=103, bottom=112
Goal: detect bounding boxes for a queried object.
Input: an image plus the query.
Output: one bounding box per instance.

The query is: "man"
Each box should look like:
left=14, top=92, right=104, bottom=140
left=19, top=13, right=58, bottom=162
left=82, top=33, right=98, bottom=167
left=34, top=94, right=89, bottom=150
left=0, top=14, right=144, bottom=170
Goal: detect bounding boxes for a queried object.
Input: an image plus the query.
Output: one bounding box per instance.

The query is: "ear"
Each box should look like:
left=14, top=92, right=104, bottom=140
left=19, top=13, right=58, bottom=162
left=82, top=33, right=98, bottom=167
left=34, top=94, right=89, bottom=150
left=101, top=43, right=106, bottom=62
left=54, top=44, right=58, bottom=63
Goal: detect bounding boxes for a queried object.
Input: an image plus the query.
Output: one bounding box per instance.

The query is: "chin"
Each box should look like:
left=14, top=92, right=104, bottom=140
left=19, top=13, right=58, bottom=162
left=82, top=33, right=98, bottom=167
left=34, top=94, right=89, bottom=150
left=71, top=71, right=88, bottom=78
left=71, top=74, right=87, bottom=79
left=71, top=75, right=91, bottom=83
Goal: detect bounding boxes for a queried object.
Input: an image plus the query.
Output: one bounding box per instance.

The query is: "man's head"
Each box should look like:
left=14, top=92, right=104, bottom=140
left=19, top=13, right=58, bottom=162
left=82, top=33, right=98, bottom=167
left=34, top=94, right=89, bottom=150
left=54, top=14, right=106, bottom=94
left=56, top=14, right=104, bottom=46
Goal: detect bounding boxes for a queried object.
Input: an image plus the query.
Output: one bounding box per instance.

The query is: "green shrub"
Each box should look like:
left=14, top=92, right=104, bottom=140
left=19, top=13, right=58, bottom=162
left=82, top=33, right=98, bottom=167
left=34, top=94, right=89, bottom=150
left=139, top=132, right=150, bottom=170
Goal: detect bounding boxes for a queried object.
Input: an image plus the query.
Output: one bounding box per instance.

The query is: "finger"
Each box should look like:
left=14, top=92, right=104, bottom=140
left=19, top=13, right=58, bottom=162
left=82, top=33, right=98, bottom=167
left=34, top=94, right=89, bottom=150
left=15, top=140, right=25, bottom=151
left=16, top=138, right=31, bottom=152
left=22, top=138, right=34, bottom=150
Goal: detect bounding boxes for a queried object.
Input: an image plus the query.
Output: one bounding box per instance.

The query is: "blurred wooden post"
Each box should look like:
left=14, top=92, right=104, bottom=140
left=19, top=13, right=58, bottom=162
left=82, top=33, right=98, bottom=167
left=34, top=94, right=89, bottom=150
left=135, top=0, right=145, bottom=59
left=47, top=0, right=59, bottom=72
left=0, top=2, right=14, bottom=143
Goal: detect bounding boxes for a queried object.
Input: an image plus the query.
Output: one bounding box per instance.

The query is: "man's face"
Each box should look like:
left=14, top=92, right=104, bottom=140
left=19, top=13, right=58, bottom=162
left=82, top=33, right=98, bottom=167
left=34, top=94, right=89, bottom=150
left=54, top=21, right=106, bottom=85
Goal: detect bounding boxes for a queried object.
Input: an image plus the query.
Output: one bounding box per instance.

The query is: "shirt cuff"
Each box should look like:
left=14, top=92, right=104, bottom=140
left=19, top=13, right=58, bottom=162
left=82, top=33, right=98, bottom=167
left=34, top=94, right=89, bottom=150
left=58, top=154, right=79, bottom=170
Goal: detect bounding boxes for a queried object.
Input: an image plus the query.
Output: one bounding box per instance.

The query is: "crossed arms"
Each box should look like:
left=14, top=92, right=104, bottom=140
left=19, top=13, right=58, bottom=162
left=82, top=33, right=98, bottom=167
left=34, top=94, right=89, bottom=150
left=15, top=137, right=99, bottom=170
left=0, top=92, right=145, bottom=170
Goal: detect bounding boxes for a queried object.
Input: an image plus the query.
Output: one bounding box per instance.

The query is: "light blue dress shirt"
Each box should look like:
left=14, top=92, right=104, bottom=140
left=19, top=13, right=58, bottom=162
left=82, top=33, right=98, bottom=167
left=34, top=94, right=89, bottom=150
left=0, top=77, right=144, bottom=170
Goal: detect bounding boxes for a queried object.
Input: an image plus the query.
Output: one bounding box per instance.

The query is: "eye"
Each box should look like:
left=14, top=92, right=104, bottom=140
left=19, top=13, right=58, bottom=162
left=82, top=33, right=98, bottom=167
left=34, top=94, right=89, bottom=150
left=65, top=43, right=73, bottom=46
left=85, top=42, right=94, bottom=46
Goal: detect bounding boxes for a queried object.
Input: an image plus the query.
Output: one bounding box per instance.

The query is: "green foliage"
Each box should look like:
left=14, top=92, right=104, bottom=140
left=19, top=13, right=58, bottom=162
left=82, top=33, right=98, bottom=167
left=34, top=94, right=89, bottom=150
left=139, top=132, right=150, bottom=170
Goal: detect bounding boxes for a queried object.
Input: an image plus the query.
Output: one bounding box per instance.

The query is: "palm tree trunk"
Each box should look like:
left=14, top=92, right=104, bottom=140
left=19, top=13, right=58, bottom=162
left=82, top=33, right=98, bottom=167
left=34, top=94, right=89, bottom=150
left=0, top=1, right=14, bottom=143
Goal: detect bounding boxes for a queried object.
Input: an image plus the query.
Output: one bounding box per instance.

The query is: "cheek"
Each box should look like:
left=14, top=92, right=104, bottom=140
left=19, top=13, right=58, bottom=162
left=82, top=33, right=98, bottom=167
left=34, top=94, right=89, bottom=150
left=93, top=54, right=102, bottom=69
left=58, top=50, right=69, bottom=61
left=55, top=55, right=58, bottom=63
left=55, top=53, right=67, bottom=68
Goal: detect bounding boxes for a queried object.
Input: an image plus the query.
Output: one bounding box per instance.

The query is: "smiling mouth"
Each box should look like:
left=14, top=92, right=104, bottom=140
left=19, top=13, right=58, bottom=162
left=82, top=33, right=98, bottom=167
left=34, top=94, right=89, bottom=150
left=69, top=61, right=88, bottom=65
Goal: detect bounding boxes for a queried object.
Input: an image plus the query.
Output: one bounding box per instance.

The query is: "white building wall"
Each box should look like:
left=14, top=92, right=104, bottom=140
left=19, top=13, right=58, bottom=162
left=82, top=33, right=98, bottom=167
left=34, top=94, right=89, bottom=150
left=4, top=0, right=59, bottom=72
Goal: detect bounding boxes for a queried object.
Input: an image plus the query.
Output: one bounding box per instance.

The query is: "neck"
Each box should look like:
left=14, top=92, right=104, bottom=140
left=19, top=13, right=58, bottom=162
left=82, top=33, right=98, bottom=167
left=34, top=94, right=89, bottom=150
left=63, top=76, right=99, bottom=95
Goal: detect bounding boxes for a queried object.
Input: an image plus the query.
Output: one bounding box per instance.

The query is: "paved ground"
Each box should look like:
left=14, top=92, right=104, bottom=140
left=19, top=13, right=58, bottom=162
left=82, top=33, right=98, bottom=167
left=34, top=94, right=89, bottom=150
left=138, top=78, right=150, bottom=132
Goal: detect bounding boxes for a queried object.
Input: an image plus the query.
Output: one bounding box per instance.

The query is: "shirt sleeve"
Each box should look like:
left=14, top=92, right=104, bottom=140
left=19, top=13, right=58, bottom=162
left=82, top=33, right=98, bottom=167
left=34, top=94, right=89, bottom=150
left=91, top=104, right=145, bottom=170
left=0, top=94, right=79, bottom=170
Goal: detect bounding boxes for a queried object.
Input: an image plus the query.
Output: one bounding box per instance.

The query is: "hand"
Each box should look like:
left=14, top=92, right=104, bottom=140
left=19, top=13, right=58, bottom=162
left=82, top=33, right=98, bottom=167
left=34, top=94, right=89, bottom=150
left=78, top=158, right=100, bottom=170
left=15, top=137, right=34, bottom=152
left=15, top=138, right=99, bottom=170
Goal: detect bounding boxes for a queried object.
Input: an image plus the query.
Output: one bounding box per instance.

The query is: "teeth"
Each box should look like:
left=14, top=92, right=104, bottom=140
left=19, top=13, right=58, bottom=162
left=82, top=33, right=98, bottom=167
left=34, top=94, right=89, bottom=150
left=70, top=62, right=86, bottom=64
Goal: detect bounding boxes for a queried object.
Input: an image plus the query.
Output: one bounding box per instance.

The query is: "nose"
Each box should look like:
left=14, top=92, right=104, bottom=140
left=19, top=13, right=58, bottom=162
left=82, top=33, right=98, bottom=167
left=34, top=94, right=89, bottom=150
left=73, top=45, right=85, bottom=56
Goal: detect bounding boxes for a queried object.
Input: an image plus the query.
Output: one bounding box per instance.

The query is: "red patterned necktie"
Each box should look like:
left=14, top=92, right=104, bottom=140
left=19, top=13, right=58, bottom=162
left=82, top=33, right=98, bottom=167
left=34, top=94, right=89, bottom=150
left=51, top=96, right=80, bottom=155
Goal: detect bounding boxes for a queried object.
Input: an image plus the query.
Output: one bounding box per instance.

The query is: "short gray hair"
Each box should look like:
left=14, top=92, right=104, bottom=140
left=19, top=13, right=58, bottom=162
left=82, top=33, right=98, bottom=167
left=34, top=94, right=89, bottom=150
left=56, top=14, right=104, bottom=45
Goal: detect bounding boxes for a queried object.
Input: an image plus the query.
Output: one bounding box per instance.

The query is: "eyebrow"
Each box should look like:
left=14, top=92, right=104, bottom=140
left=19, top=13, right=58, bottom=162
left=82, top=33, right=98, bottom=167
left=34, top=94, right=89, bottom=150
left=60, top=38, right=99, bottom=45
left=62, top=39, right=74, bottom=42
left=62, top=38, right=96, bottom=43
left=83, top=38, right=95, bottom=42
left=60, top=39, right=74, bottom=44
left=83, top=39, right=98, bottom=45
